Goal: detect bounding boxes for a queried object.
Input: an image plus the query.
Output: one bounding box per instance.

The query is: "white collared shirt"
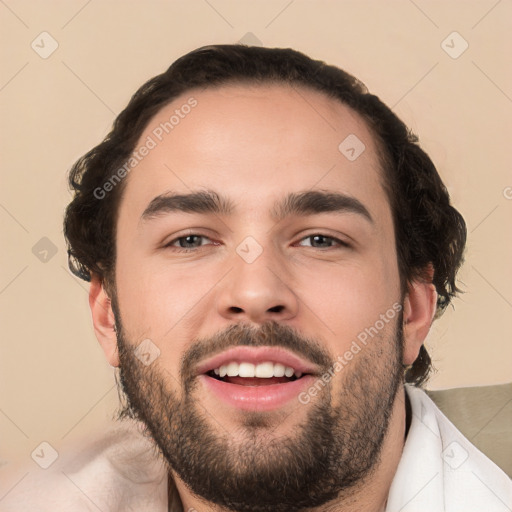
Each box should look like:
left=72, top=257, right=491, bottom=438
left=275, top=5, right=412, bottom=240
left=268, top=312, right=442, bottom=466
left=386, top=385, right=512, bottom=511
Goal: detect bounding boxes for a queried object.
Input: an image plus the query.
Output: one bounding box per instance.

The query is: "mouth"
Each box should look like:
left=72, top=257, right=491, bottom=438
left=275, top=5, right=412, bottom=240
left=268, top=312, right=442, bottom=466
left=206, top=361, right=304, bottom=386
left=197, top=346, right=319, bottom=411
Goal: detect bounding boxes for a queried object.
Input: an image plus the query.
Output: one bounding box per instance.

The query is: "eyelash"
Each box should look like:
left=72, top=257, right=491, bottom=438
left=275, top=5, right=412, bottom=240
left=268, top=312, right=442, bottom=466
left=163, top=233, right=350, bottom=253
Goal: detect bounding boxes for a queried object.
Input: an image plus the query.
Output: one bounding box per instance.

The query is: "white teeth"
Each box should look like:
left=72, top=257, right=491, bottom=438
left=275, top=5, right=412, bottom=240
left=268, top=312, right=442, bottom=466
left=273, top=363, right=285, bottom=377
left=284, top=366, right=294, bottom=378
left=255, top=362, right=274, bottom=378
left=226, top=362, right=238, bottom=377
left=239, top=362, right=255, bottom=377
left=211, top=361, right=303, bottom=379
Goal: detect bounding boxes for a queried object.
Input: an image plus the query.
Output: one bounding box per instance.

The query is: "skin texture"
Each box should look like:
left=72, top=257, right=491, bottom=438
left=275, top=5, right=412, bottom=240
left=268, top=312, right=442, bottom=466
left=89, top=84, right=437, bottom=511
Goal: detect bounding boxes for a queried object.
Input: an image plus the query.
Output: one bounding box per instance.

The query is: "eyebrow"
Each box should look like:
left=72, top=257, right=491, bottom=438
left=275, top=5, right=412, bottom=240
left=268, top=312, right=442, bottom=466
left=272, top=189, right=373, bottom=224
left=140, top=189, right=373, bottom=224
left=141, top=190, right=235, bottom=221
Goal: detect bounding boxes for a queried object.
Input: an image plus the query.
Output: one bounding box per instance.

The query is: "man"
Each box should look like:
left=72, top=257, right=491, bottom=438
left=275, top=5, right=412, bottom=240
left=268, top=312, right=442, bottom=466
left=5, top=45, right=511, bottom=511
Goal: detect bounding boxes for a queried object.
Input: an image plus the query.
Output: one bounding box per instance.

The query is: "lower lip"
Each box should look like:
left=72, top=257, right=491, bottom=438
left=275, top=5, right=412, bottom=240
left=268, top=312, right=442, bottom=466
left=199, top=374, right=316, bottom=412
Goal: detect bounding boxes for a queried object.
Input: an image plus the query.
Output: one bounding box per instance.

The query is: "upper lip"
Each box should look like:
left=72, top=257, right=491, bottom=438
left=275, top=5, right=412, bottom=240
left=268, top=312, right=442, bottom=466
left=196, top=346, right=321, bottom=376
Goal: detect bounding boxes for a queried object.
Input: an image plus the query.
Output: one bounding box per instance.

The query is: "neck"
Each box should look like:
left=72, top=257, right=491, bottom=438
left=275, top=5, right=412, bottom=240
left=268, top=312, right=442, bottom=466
left=170, top=385, right=408, bottom=512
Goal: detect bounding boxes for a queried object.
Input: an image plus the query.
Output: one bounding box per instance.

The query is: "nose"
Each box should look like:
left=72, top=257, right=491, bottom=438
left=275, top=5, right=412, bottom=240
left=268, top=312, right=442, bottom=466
left=215, top=244, right=299, bottom=325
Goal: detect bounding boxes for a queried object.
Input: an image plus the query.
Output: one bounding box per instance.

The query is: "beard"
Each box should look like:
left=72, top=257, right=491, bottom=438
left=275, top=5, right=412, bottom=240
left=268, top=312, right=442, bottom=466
left=112, top=297, right=404, bottom=512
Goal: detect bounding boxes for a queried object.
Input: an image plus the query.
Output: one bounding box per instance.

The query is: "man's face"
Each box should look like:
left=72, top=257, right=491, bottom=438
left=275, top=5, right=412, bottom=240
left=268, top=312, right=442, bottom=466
left=111, top=84, right=404, bottom=510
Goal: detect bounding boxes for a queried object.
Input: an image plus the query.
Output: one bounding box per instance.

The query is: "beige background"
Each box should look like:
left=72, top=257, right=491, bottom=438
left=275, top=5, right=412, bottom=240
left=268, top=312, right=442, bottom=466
left=1, top=0, right=511, bottom=471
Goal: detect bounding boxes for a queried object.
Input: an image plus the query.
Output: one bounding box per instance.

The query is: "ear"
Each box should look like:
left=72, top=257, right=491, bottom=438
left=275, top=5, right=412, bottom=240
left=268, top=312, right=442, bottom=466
left=402, top=270, right=437, bottom=366
left=89, top=273, right=119, bottom=367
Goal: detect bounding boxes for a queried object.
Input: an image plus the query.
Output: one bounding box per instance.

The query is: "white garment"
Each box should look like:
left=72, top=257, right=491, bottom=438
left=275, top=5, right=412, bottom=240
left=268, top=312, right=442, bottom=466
left=386, top=385, right=512, bottom=511
left=1, top=385, right=510, bottom=511
left=0, top=421, right=170, bottom=512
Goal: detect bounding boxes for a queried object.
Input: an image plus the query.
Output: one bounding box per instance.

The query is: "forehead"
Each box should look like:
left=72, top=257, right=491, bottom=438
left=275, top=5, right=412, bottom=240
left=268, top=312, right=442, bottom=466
left=118, top=83, right=388, bottom=223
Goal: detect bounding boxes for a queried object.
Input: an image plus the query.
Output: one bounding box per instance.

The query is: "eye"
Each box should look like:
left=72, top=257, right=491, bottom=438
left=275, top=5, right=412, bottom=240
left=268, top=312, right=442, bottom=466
left=297, top=234, right=350, bottom=249
left=164, top=234, right=214, bottom=252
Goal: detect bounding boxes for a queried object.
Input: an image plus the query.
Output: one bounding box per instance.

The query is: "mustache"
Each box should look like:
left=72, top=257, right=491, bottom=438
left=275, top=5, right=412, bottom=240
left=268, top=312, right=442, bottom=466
left=180, top=320, right=333, bottom=384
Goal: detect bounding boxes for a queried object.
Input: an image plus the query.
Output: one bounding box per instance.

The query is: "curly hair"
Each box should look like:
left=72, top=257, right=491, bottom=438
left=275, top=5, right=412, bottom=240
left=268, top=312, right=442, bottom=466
left=63, top=44, right=467, bottom=386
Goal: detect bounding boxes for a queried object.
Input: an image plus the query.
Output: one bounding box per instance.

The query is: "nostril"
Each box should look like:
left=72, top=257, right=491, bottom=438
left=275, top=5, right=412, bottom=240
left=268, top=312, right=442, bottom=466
left=268, top=305, right=285, bottom=313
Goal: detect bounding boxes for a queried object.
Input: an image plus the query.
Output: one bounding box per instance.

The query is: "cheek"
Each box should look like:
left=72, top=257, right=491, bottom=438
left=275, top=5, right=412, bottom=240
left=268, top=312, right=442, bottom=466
left=115, top=254, right=222, bottom=339
left=297, top=258, right=401, bottom=366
